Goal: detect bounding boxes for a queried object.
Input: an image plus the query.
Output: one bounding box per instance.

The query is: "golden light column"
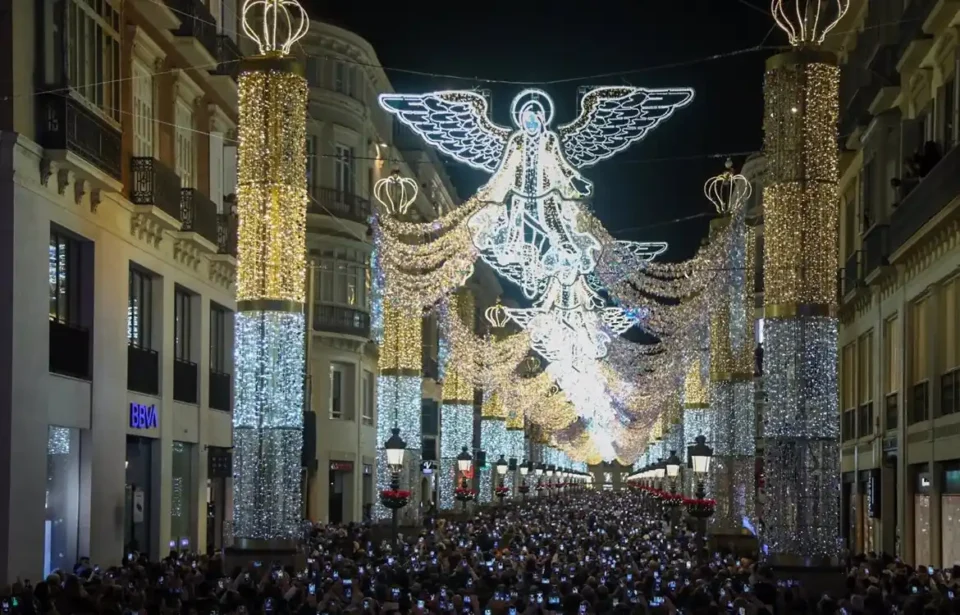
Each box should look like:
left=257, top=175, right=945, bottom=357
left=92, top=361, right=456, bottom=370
left=704, top=161, right=757, bottom=538
left=372, top=173, right=424, bottom=523
left=439, top=289, right=476, bottom=509
left=232, top=0, right=309, bottom=547
left=763, top=0, right=847, bottom=561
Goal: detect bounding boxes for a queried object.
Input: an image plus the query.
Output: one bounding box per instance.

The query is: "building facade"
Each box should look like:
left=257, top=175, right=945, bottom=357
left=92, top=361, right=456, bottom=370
left=835, top=0, right=960, bottom=566
left=0, top=0, right=242, bottom=582
left=297, top=20, right=471, bottom=524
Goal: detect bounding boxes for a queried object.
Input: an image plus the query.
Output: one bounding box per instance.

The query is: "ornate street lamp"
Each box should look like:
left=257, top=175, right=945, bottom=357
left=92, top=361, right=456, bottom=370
left=380, top=427, right=408, bottom=543
left=519, top=460, right=531, bottom=500
left=495, top=455, right=509, bottom=505
left=687, top=434, right=715, bottom=542
left=455, top=447, right=474, bottom=513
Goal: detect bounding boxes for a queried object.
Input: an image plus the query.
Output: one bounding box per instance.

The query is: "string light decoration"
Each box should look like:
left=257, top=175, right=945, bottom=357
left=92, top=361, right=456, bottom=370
left=232, top=1, right=308, bottom=544
left=771, top=0, right=850, bottom=47
left=761, top=28, right=841, bottom=559
left=439, top=289, right=476, bottom=510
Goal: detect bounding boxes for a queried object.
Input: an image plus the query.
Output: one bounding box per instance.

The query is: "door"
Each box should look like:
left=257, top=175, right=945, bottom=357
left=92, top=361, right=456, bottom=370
left=329, top=470, right=344, bottom=524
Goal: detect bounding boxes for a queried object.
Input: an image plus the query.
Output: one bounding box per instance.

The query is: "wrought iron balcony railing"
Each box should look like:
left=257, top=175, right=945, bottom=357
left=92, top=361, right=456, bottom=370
left=180, top=188, right=219, bottom=246
left=37, top=94, right=122, bottom=180
left=309, top=186, right=372, bottom=224
left=131, top=157, right=182, bottom=220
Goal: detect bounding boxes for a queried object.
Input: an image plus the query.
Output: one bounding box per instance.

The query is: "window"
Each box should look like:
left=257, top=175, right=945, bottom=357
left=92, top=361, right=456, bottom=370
left=175, top=100, right=195, bottom=188
left=842, top=185, right=856, bottom=260
left=128, top=267, right=153, bottom=349
left=210, top=304, right=229, bottom=374
left=174, top=287, right=192, bottom=362
left=909, top=298, right=930, bottom=423
left=422, top=399, right=439, bottom=436
left=132, top=59, right=154, bottom=158
left=858, top=332, right=874, bottom=437
left=45, top=426, right=80, bottom=578
left=841, top=343, right=856, bottom=441
left=66, top=0, right=121, bottom=123
left=334, top=62, right=346, bottom=93
left=361, top=370, right=374, bottom=426
left=860, top=158, right=875, bottom=232
left=315, top=248, right=369, bottom=308
left=941, top=77, right=956, bottom=151
left=943, top=278, right=959, bottom=372
left=307, top=135, right=318, bottom=194
left=49, top=230, right=83, bottom=326
left=306, top=57, right=319, bottom=87
left=329, top=362, right=350, bottom=420
left=335, top=145, right=354, bottom=194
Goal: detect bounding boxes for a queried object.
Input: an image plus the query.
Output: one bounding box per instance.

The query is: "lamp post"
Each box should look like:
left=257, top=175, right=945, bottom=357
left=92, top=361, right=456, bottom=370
left=519, top=460, right=531, bottom=500
left=546, top=465, right=555, bottom=496
left=383, top=427, right=407, bottom=544
left=665, top=450, right=683, bottom=534
left=687, top=434, right=715, bottom=547
left=495, top=455, right=509, bottom=505
left=456, top=447, right=473, bottom=513
left=535, top=463, right=545, bottom=497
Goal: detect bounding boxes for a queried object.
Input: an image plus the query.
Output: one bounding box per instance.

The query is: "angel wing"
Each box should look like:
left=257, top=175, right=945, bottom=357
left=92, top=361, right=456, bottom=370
left=559, top=87, right=695, bottom=168
left=378, top=91, right=511, bottom=173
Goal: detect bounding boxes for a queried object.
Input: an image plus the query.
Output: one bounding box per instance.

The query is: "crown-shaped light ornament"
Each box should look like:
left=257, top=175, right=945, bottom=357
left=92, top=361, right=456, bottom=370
left=771, top=0, right=850, bottom=47
left=704, top=158, right=752, bottom=216
left=484, top=299, right=510, bottom=329
left=373, top=170, right=419, bottom=216
left=241, top=0, right=308, bottom=56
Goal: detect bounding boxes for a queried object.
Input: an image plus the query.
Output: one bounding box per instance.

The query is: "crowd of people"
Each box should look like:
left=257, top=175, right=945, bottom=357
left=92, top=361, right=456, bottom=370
left=5, top=490, right=960, bottom=615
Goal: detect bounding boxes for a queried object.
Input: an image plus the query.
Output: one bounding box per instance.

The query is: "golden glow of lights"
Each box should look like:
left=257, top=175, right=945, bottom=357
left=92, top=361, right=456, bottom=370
left=482, top=390, right=507, bottom=419
left=442, top=290, right=477, bottom=404
left=763, top=56, right=839, bottom=311
left=684, top=357, right=709, bottom=408
left=236, top=67, right=308, bottom=304
left=379, top=301, right=422, bottom=374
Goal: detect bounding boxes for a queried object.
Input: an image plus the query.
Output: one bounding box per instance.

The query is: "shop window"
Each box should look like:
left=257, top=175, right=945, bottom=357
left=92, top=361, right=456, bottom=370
left=170, top=442, right=194, bottom=548
left=45, top=426, right=80, bottom=577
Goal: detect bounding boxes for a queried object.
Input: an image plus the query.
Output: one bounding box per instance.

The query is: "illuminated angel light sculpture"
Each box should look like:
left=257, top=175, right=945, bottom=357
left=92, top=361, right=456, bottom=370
left=379, top=86, right=694, bottom=362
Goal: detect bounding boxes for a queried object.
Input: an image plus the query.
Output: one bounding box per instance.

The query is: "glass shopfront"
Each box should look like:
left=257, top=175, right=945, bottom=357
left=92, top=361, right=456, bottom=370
left=45, top=426, right=81, bottom=576
left=170, top=442, right=194, bottom=549
left=942, top=462, right=960, bottom=567
left=125, top=436, right=154, bottom=554
left=914, top=465, right=931, bottom=566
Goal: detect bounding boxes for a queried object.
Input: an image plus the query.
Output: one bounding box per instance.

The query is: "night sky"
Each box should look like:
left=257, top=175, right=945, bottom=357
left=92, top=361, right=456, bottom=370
left=307, top=0, right=777, bottom=259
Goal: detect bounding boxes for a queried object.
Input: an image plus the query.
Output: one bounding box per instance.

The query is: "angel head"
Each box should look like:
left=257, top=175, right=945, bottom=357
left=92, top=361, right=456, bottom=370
left=511, top=89, right=555, bottom=135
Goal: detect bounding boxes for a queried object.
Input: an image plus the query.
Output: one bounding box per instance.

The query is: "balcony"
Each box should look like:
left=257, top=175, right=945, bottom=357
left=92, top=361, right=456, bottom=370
left=168, top=0, right=218, bottom=68
left=842, top=251, right=861, bottom=297
left=313, top=305, right=371, bottom=338
left=889, top=144, right=960, bottom=255
left=209, top=35, right=242, bottom=105
left=36, top=94, right=122, bottom=182
left=173, top=358, right=198, bottom=404
left=216, top=213, right=238, bottom=257
left=209, top=370, right=231, bottom=412
left=49, top=320, right=90, bottom=380
left=862, top=224, right=890, bottom=280
left=128, top=0, right=180, bottom=30
left=885, top=392, right=898, bottom=431
left=309, top=187, right=372, bottom=225
left=897, top=0, right=937, bottom=72
left=211, top=35, right=241, bottom=81
left=179, top=188, right=219, bottom=247
left=131, top=157, right=182, bottom=222
left=127, top=344, right=159, bottom=396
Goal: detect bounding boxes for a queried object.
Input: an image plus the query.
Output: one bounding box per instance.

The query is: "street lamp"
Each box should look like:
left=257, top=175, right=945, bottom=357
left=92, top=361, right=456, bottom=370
left=666, top=450, right=682, bottom=480
left=495, top=455, right=508, bottom=505
left=546, top=465, right=555, bottom=495
left=383, top=427, right=407, bottom=543
left=536, top=463, right=545, bottom=496
left=687, top=434, right=715, bottom=544
left=519, top=460, right=530, bottom=500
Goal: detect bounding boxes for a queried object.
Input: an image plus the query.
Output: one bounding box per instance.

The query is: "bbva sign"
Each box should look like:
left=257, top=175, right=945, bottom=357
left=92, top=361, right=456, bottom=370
left=129, top=403, right=158, bottom=430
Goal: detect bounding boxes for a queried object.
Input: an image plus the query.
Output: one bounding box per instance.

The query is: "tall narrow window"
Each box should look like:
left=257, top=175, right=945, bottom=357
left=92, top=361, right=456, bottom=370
left=128, top=267, right=153, bottom=349
left=210, top=305, right=228, bottom=374
left=334, top=62, right=346, bottom=93
left=175, top=100, right=195, bottom=188
left=66, top=0, right=121, bottom=123
left=132, top=59, right=154, bottom=158
left=330, top=363, right=344, bottom=419
left=174, top=287, right=192, bottom=362
left=362, top=371, right=374, bottom=425
left=335, top=145, right=354, bottom=194
left=49, top=231, right=82, bottom=325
